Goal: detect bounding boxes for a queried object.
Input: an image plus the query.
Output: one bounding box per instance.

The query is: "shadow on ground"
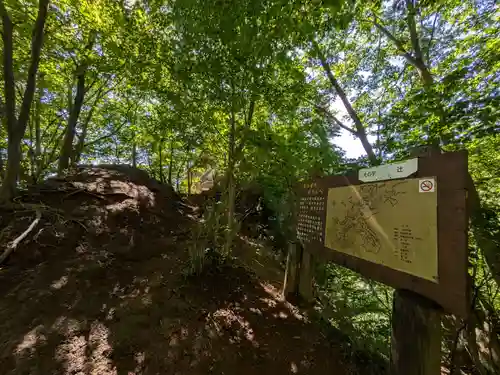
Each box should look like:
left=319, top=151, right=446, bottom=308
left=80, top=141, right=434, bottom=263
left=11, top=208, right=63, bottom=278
left=0, top=165, right=373, bottom=375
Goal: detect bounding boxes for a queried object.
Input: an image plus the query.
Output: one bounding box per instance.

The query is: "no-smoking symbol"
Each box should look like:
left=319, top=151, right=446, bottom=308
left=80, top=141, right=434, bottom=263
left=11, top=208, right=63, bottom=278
left=419, top=178, right=435, bottom=193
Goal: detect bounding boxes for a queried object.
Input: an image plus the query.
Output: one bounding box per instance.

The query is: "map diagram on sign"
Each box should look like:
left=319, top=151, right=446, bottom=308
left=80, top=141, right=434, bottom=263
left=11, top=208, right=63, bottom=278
left=324, top=177, right=438, bottom=282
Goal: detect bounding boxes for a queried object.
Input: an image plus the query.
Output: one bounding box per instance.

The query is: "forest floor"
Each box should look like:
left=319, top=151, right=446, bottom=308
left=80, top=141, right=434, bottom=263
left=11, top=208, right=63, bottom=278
left=0, top=166, right=375, bottom=375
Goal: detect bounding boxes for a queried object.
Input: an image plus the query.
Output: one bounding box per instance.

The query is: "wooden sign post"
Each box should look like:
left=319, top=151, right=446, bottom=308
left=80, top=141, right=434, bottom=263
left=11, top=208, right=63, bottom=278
left=287, top=149, right=469, bottom=375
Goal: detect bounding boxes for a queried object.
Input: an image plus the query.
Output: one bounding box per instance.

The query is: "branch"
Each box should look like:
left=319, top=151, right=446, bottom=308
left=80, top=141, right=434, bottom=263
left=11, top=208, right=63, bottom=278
left=83, top=100, right=136, bottom=148
left=39, top=113, right=63, bottom=142
left=84, top=119, right=127, bottom=147
left=245, top=98, right=255, bottom=129
left=425, top=10, right=441, bottom=62
left=41, top=128, right=65, bottom=171
left=82, top=84, right=107, bottom=129
left=84, top=75, right=115, bottom=104
left=84, top=75, right=100, bottom=94
left=0, top=210, right=41, bottom=264
left=373, top=18, right=419, bottom=67
left=31, top=125, right=63, bottom=181
left=373, top=16, right=434, bottom=86
left=312, top=103, right=357, bottom=135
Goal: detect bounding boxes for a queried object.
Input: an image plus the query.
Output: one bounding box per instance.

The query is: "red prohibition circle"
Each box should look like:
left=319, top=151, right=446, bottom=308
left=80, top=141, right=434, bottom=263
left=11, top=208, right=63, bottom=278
left=420, top=180, right=433, bottom=192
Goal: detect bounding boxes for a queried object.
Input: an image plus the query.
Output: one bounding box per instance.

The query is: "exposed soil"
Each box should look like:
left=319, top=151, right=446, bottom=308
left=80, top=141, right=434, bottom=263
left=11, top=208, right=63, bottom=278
left=0, top=165, right=366, bottom=375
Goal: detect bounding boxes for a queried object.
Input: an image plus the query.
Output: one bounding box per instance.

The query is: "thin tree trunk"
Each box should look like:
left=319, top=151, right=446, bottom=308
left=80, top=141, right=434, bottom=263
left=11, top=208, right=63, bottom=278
left=186, top=145, right=192, bottom=194
left=0, top=96, right=5, bottom=179
left=224, top=109, right=236, bottom=256
left=34, top=83, right=42, bottom=179
left=233, top=98, right=256, bottom=160
left=0, top=0, right=49, bottom=199
left=168, top=139, right=174, bottom=186
left=114, top=139, right=119, bottom=163
left=314, top=42, right=378, bottom=165
left=73, top=105, right=96, bottom=165
left=67, top=79, right=73, bottom=113
left=72, top=114, right=89, bottom=165
left=58, top=68, right=86, bottom=174
left=158, top=139, right=164, bottom=183
left=132, top=141, right=137, bottom=168
left=0, top=135, right=4, bottom=179
left=147, top=148, right=154, bottom=179
left=175, top=163, right=182, bottom=192
left=73, top=82, right=107, bottom=166
left=3, top=138, right=22, bottom=195
left=39, top=125, right=65, bottom=175
left=58, top=33, right=95, bottom=174
left=28, top=111, right=35, bottom=183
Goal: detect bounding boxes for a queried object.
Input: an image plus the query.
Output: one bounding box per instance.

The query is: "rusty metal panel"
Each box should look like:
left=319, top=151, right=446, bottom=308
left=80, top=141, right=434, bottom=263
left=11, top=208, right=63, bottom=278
left=297, top=151, right=469, bottom=317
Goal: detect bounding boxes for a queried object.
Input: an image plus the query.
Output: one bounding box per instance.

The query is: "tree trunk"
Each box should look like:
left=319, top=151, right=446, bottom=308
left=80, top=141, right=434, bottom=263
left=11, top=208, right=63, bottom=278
left=175, top=164, right=182, bottom=192
left=34, top=83, right=42, bottom=180
left=73, top=116, right=89, bottom=165
left=28, top=111, right=35, bottom=183
left=158, top=140, right=164, bottom=183
left=186, top=145, right=192, bottom=194
left=58, top=68, right=86, bottom=174
left=132, top=142, right=137, bottom=168
left=168, top=139, right=174, bottom=186
left=0, top=0, right=49, bottom=199
left=224, top=110, right=236, bottom=256
left=72, top=83, right=106, bottom=166
left=147, top=148, right=155, bottom=179
left=39, top=126, right=65, bottom=175
left=233, top=98, right=256, bottom=160
left=314, top=42, right=379, bottom=165
left=0, top=96, right=5, bottom=179
left=2, top=136, right=23, bottom=198
left=114, top=140, right=119, bottom=163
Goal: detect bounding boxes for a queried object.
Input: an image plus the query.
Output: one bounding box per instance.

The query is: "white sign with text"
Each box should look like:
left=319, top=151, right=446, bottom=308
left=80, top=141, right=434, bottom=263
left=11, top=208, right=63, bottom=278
left=359, top=158, right=418, bottom=182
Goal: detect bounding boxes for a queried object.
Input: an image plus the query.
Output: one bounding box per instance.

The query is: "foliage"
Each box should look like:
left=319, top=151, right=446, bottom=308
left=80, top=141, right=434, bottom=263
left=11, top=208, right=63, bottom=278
left=1, top=0, right=499, bottom=372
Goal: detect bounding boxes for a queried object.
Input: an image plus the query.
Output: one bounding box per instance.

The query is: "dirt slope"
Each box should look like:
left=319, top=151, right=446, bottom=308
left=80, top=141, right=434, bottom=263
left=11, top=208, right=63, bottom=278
left=0, top=166, right=360, bottom=375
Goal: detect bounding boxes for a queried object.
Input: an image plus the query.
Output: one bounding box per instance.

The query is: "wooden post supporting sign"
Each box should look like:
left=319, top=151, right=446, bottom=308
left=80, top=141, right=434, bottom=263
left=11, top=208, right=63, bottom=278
left=283, top=240, right=300, bottom=298
left=298, top=250, right=314, bottom=302
left=391, top=289, right=442, bottom=375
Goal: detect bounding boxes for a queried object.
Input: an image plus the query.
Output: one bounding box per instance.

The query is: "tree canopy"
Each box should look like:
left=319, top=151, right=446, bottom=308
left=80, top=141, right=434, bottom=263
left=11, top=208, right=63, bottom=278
left=1, top=0, right=499, bottom=373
